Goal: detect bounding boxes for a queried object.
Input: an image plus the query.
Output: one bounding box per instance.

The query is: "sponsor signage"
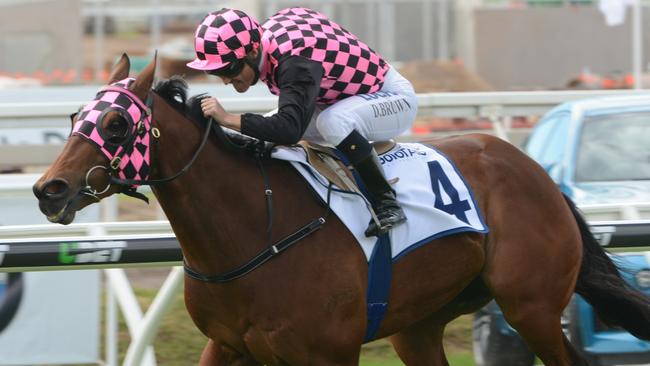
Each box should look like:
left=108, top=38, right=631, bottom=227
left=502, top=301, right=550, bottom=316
left=0, top=236, right=182, bottom=270
left=589, top=221, right=650, bottom=248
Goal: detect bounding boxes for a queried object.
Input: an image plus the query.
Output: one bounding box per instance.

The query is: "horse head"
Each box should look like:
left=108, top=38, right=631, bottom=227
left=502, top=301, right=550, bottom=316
left=33, top=54, right=157, bottom=224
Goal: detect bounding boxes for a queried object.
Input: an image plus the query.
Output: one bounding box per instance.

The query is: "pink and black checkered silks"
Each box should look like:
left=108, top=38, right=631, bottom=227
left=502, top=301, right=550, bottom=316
left=71, top=78, right=152, bottom=185
left=261, top=7, right=390, bottom=105
left=188, top=8, right=262, bottom=70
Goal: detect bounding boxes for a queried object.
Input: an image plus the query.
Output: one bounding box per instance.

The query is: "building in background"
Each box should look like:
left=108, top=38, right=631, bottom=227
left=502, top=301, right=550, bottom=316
left=0, top=0, right=82, bottom=84
left=0, top=0, right=648, bottom=90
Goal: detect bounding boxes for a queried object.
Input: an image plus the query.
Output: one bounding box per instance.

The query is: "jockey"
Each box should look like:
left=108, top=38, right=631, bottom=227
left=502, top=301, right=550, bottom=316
left=187, top=7, right=418, bottom=237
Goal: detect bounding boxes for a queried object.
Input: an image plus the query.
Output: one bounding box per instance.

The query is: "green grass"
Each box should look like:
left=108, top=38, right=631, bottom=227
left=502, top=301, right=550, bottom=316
left=359, top=338, right=475, bottom=365
left=110, top=288, right=476, bottom=365
left=361, top=352, right=475, bottom=365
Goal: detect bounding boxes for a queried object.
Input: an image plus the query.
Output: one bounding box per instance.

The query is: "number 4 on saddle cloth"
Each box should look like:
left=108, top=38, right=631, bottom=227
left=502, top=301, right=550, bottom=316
left=272, top=141, right=489, bottom=342
left=272, top=141, right=489, bottom=261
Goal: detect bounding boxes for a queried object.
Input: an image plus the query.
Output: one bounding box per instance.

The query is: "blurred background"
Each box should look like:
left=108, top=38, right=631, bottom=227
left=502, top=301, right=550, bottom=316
left=1, top=1, right=650, bottom=365
left=2, top=0, right=649, bottom=151
left=0, top=0, right=649, bottom=90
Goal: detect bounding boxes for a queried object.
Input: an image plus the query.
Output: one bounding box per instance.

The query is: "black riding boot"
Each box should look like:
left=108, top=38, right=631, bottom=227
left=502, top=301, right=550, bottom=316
left=337, top=131, right=407, bottom=237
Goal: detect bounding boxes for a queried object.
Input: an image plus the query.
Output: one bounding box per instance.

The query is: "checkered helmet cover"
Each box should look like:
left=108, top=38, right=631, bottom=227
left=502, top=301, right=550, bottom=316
left=187, top=8, right=262, bottom=71
left=71, top=78, right=152, bottom=186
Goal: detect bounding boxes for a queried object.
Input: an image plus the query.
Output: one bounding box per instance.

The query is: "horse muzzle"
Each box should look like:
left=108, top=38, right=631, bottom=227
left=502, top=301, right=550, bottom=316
left=33, top=178, right=80, bottom=225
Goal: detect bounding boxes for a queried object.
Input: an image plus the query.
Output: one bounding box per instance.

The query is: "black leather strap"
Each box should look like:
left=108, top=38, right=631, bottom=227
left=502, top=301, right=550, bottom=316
left=120, top=186, right=150, bottom=203
left=183, top=217, right=326, bottom=283
left=256, top=155, right=274, bottom=246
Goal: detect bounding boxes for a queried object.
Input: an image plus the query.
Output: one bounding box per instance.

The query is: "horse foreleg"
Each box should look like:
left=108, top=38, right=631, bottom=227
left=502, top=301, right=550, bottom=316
left=199, top=340, right=262, bottom=366
left=389, top=320, right=449, bottom=366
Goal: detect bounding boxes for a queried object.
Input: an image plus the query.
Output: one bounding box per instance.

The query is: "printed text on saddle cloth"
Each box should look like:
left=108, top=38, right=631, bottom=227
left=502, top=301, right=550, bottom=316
left=381, top=146, right=472, bottom=224
left=272, top=143, right=488, bottom=261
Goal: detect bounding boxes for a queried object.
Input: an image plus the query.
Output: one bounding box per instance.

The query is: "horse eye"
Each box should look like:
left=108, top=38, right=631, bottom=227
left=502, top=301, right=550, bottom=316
left=104, top=116, right=129, bottom=143
left=109, top=119, right=124, bottom=131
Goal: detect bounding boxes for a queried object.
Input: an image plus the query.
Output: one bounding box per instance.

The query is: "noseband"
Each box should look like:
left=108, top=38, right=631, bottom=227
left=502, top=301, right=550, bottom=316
left=72, top=78, right=213, bottom=201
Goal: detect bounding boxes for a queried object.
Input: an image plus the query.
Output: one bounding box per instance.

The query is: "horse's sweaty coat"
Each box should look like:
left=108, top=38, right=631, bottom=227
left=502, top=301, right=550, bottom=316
left=272, top=142, right=488, bottom=260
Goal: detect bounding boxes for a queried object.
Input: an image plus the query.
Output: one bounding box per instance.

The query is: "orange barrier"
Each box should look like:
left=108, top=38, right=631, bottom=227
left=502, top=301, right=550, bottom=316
left=569, top=69, right=648, bottom=90
left=0, top=69, right=112, bottom=85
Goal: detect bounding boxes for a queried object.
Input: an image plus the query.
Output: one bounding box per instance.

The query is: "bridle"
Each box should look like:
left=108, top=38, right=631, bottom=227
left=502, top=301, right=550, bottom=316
left=82, top=165, right=112, bottom=198
left=72, top=78, right=213, bottom=202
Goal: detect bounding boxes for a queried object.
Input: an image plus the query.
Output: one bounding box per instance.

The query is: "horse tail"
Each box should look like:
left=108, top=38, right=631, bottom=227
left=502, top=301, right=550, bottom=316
left=564, top=193, right=650, bottom=340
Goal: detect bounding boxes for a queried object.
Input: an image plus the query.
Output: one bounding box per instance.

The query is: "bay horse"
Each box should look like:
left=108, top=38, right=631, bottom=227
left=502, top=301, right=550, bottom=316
left=33, top=55, right=650, bottom=365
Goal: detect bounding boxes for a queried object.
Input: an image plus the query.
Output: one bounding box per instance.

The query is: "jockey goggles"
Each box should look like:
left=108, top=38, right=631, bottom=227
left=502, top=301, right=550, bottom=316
left=207, top=58, right=246, bottom=78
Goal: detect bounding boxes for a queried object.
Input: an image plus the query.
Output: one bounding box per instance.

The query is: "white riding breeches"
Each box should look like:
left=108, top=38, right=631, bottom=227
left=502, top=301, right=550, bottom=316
left=302, top=66, right=418, bottom=146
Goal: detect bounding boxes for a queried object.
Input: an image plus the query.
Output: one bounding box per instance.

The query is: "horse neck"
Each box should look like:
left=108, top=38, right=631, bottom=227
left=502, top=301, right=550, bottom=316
left=149, top=96, right=270, bottom=274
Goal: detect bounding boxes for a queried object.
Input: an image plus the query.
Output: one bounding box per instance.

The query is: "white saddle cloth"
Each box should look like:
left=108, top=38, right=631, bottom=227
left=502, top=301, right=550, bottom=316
left=271, top=142, right=488, bottom=261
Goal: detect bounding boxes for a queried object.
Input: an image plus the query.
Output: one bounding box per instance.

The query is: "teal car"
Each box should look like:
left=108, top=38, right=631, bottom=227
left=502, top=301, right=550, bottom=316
left=473, top=95, right=650, bottom=366
left=526, top=95, right=650, bottom=204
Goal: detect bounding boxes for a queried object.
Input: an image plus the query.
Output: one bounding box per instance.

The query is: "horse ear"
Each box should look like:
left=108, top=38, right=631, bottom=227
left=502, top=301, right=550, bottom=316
left=107, top=53, right=131, bottom=85
left=129, top=52, right=157, bottom=101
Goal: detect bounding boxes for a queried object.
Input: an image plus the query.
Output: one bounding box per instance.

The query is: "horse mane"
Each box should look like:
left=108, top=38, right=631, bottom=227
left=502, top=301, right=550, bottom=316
left=153, top=76, right=265, bottom=152
left=154, top=76, right=188, bottom=111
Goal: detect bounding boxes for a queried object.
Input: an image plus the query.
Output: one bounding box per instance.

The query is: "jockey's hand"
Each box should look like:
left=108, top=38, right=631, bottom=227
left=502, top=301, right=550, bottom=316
left=200, top=96, right=242, bottom=132
left=201, top=97, right=227, bottom=122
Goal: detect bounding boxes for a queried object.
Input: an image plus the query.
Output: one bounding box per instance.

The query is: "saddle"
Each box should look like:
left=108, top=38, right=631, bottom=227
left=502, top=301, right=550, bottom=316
left=297, top=140, right=397, bottom=192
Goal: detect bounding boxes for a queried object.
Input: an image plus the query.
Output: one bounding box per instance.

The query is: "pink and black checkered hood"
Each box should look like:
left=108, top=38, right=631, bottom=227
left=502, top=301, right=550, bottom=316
left=260, top=7, right=390, bottom=105
left=187, top=8, right=262, bottom=71
left=71, top=78, right=152, bottom=185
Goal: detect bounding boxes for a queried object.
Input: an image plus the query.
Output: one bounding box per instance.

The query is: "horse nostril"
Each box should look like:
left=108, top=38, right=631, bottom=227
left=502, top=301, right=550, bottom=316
left=33, top=184, right=43, bottom=199
left=39, top=179, right=70, bottom=198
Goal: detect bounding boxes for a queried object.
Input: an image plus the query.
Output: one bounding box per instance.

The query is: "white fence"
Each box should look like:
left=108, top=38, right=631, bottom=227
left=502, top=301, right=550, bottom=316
left=4, top=88, right=650, bottom=166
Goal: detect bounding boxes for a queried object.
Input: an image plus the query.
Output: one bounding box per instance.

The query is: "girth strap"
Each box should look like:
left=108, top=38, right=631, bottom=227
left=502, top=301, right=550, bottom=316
left=363, top=232, right=392, bottom=342
left=183, top=217, right=326, bottom=283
